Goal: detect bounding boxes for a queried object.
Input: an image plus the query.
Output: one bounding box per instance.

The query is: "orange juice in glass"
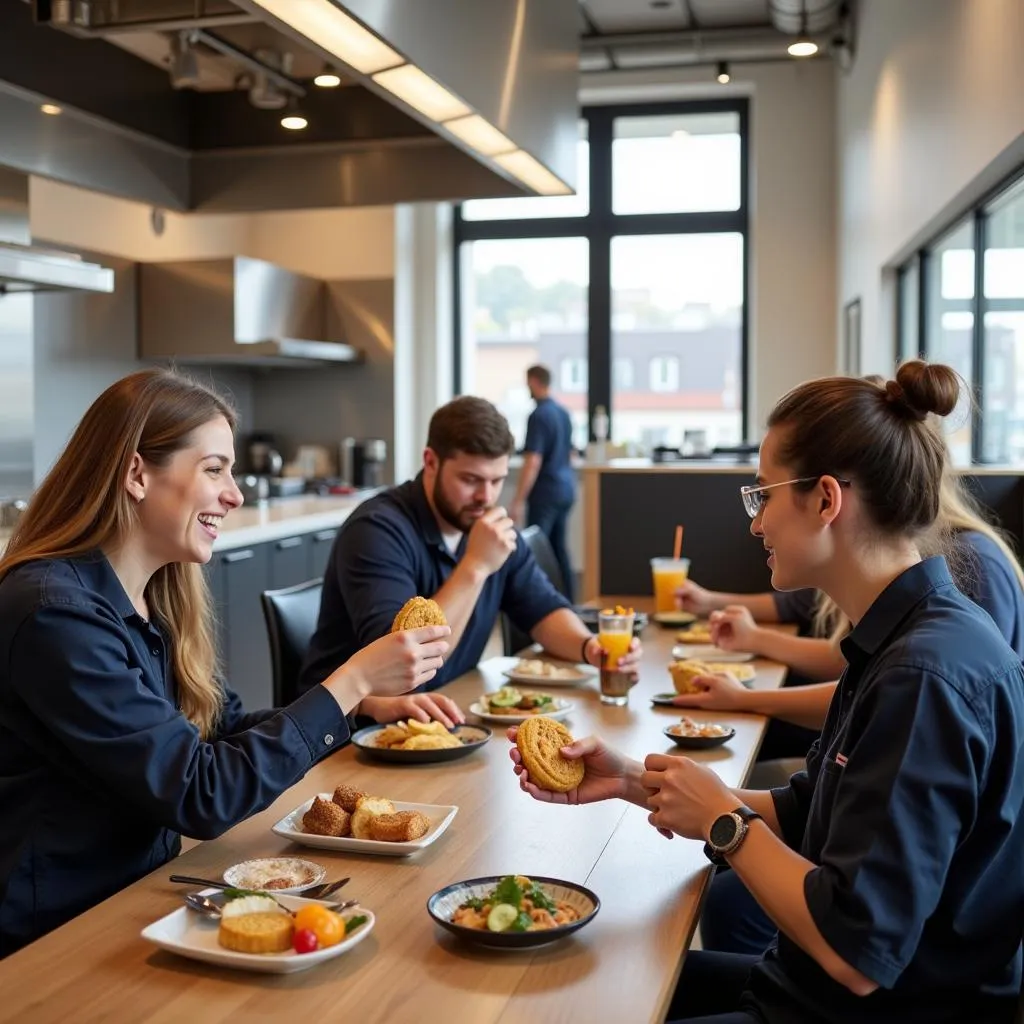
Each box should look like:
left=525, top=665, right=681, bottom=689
left=598, top=607, right=636, bottom=706
left=651, top=557, right=691, bottom=615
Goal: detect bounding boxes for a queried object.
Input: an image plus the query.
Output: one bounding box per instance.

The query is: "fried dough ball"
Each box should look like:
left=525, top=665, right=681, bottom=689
left=302, top=796, right=351, bottom=837
left=332, top=784, right=365, bottom=814
left=368, top=810, right=430, bottom=843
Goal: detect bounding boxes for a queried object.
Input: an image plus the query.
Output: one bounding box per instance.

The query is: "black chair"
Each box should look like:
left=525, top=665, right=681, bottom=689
left=260, top=578, right=323, bottom=707
left=501, top=525, right=571, bottom=656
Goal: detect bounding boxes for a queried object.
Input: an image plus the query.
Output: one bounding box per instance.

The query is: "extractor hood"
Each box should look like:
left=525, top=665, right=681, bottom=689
left=0, top=241, right=114, bottom=295
left=138, top=256, right=361, bottom=367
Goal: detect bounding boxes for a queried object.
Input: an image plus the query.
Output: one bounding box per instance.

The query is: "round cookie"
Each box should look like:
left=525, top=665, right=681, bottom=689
left=391, top=596, right=448, bottom=632
left=516, top=716, right=585, bottom=793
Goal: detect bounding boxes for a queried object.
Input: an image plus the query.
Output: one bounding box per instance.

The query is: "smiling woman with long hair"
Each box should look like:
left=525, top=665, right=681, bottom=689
left=0, top=369, right=448, bottom=955
left=510, top=361, right=1024, bottom=1024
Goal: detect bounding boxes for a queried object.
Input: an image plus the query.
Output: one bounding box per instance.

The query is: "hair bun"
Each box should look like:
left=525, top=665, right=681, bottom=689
left=888, top=360, right=959, bottom=420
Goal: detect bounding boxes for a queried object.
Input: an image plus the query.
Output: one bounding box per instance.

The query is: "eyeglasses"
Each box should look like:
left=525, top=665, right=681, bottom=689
left=739, top=476, right=851, bottom=519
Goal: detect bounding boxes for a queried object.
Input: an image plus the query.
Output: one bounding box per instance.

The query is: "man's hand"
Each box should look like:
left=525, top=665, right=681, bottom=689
left=359, top=692, right=465, bottom=729
left=463, top=506, right=518, bottom=577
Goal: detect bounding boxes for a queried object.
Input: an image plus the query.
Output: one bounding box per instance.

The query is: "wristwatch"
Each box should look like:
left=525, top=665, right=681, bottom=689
left=703, top=805, right=762, bottom=865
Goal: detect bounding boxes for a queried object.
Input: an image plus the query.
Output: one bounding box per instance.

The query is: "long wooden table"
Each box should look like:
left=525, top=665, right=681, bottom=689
left=0, top=610, right=791, bottom=1023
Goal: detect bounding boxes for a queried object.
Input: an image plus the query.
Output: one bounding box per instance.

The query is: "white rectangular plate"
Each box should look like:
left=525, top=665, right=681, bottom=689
left=671, top=644, right=755, bottom=663
left=272, top=796, right=458, bottom=855
left=141, top=891, right=374, bottom=974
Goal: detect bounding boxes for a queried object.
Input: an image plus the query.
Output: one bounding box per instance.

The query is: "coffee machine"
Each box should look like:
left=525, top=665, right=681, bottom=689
left=340, top=438, right=388, bottom=489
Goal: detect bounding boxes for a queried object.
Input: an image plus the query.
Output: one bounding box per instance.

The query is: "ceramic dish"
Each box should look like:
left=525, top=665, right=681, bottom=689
left=141, top=890, right=374, bottom=974
left=221, top=857, right=326, bottom=895
left=469, top=698, right=574, bottom=725
left=272, top=797, right=458, bottom=856
left=501, top=659, right=595, bottom=686
left=662, top=723, right=736, bottom=750
left=351, top=723, right=491, bottom=763
left=427, top=875, right=599, bottom=950
left=651, top=610, right=698, bottom=627
left=671, top=644, right=756, bottom=664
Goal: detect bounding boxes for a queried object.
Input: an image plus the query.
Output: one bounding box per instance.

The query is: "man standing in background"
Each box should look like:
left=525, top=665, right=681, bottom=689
left=510, top=364, right=576, bottom=601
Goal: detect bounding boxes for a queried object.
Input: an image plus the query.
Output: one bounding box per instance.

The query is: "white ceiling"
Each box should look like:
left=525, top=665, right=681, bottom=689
left=579, top=0, right=773, bottom=35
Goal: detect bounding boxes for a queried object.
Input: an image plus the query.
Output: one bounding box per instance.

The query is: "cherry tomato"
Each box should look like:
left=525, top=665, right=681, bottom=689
left=293, top=905, right=344, bottom=949
left=293, top=928, right=319, bottom=954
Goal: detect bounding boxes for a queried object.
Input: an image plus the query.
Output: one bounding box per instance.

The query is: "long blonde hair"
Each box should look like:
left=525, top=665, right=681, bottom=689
left=0, top=369, right=235, bottom=738
left=812, top=469, right=1024, bottom=640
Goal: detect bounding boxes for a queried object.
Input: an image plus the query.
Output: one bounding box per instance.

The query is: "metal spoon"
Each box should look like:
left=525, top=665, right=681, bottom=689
left=183, top=892, right=361, bottom=919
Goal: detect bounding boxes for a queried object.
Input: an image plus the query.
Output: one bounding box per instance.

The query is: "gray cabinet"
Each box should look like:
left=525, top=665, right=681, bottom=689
left=308, top=528, right=337, bottom=579
left=270, top=534, right=311, bottom=589
left=219, top=544, right=272, bottom=710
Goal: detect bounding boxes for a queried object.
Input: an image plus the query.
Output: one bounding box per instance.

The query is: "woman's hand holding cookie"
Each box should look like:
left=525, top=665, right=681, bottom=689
left=507, top=726, right=633, bottom=805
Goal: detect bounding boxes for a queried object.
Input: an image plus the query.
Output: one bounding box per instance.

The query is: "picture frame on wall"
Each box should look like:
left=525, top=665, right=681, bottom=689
left=843, top=298, right=862, bottom=376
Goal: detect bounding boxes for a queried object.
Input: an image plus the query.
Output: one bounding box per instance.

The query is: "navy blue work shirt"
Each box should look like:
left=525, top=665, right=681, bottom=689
left=746, top=557, right=1024, bottom=1023
left=771, top=588, right=819, bottom=633
left=0, top=553, right=347, bottom=955
left=523, top=397, right=575, bottom=508
left=298, top=474, right=570, bottom=691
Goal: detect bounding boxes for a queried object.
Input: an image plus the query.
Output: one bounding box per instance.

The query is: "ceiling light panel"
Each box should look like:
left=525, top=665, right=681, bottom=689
left=444, top=114, right=516, bottom=157
left=372, top=64, right=471, bottom=122
left=246, top=0, right=403, bottom=75
left=494, top=150, right=572, bottom=196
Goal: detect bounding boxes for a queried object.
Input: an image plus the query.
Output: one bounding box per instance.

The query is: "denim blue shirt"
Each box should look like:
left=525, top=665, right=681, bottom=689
left=0, top=553, right=347, bottom=955
left=750, top=557, right=1024, bottom=1023
left=299, top=474, right=570, bottom=691
left=523, top=397, right=575, bottom=508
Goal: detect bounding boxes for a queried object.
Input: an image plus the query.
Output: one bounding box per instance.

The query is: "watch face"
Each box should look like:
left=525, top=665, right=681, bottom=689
left=709, top=813, right=738, bottom=849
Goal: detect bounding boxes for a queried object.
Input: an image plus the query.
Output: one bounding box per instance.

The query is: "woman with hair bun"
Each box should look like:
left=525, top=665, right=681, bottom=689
left=511, top=361, right=1024, bottom=1023
left=0, top=369, right=449, bottom=955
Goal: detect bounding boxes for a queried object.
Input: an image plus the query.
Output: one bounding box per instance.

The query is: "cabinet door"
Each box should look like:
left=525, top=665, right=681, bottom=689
left=220, top=544, right=272, bottom=710
left=270, top=534, right=312, bottom=589
left=308, top=528, right=338, bottom=579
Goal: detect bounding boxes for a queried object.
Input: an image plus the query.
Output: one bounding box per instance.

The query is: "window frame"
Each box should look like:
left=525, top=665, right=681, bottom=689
left=895, top=161, right=1024, bottom=463
left=453, top=99, right=750, bottom=442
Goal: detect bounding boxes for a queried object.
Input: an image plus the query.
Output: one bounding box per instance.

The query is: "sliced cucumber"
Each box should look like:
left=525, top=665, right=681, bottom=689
left=487, top=903, right=519, bottom=932
left=489, top=687, right=521, bottom=708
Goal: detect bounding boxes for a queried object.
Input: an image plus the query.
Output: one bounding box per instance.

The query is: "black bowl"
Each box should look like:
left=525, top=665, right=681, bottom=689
left=427, top=875, right=600, bottom=950
left=662, top=724, right=735, bottom=749
left=351, top=723, right=491, bottom=763
left=574, top=606, right=648, bottom=635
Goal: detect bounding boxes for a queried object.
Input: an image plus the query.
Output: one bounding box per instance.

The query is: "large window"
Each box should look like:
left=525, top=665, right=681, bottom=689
left=455, top=101, right=748, bottom=452
left=897, top=166, right=1024, bottom=464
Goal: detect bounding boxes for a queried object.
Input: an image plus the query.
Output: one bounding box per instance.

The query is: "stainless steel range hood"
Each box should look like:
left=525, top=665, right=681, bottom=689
left=0, top=241, right=114, bottom=295
left=138, top=256, right=361, bottom=366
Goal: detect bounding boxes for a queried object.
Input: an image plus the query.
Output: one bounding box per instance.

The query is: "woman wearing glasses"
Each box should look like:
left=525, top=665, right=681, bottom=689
left=510, top=361, right=1024, bottom=1023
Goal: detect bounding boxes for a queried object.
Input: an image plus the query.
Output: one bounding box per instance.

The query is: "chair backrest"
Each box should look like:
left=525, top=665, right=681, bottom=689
left=501, top=526, right=571, bottom=656
left=260, top=578, right=323, bottom=707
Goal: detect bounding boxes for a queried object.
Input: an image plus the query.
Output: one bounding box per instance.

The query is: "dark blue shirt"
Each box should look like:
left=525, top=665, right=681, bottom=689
left=523, top=397, right=575, bottom=508
left=299, top=475, right=570, bottom=691
left=749, top=558, right=1024, bottom=1023
left=0, top=553, right=347, bottom=955
left=772, top=588, right=820, bottom=632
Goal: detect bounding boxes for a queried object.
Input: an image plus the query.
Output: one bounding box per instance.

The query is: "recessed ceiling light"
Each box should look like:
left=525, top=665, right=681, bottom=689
left=787, top=36, right=819, bottom=57
left=716, top=61, right=731, bottom=84
left=40, top=103, right=62, bottom=115
left=314, top=72, right=341, bottom=87
left=281, top=114, right=308, bottom=130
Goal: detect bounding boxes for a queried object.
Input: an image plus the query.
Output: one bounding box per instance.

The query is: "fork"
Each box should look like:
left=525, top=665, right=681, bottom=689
left=169, top=874, right=350, bottom=900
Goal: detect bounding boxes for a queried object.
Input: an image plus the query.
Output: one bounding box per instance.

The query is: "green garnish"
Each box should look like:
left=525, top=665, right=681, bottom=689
left=344, top=914, right=369, bottom=934
left=493, top=875, right=523, bottom=908
left=462, top=896, right=485, bottom=911
left=510, top=910, right=533, bottom=933
left=222, top=887, right=264, bottom=901
left=527, top=882, right=557, bottom=913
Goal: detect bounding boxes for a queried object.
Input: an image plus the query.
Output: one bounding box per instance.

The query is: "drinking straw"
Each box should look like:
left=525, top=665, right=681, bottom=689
left=673, top=524, right=684, bottom=560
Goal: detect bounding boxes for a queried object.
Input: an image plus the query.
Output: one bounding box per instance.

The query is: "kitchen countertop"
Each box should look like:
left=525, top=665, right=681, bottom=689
left=0, top=491, right=379, bottom=558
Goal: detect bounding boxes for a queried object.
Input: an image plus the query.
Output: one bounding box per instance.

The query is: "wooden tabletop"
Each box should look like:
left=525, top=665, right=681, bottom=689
left=0, top=609, right=791, bottom=1024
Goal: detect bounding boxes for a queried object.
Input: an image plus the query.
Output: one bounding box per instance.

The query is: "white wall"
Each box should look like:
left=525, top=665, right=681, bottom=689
left=580, top=59, right=838, bottom=431
left=839, top=0, right=1024, bottom=372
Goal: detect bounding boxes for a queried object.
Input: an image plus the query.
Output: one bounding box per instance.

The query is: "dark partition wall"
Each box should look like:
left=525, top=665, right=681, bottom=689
left=598, top=471, right=1024, bottom=597
left=600, top=472, right=773, bottom=596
